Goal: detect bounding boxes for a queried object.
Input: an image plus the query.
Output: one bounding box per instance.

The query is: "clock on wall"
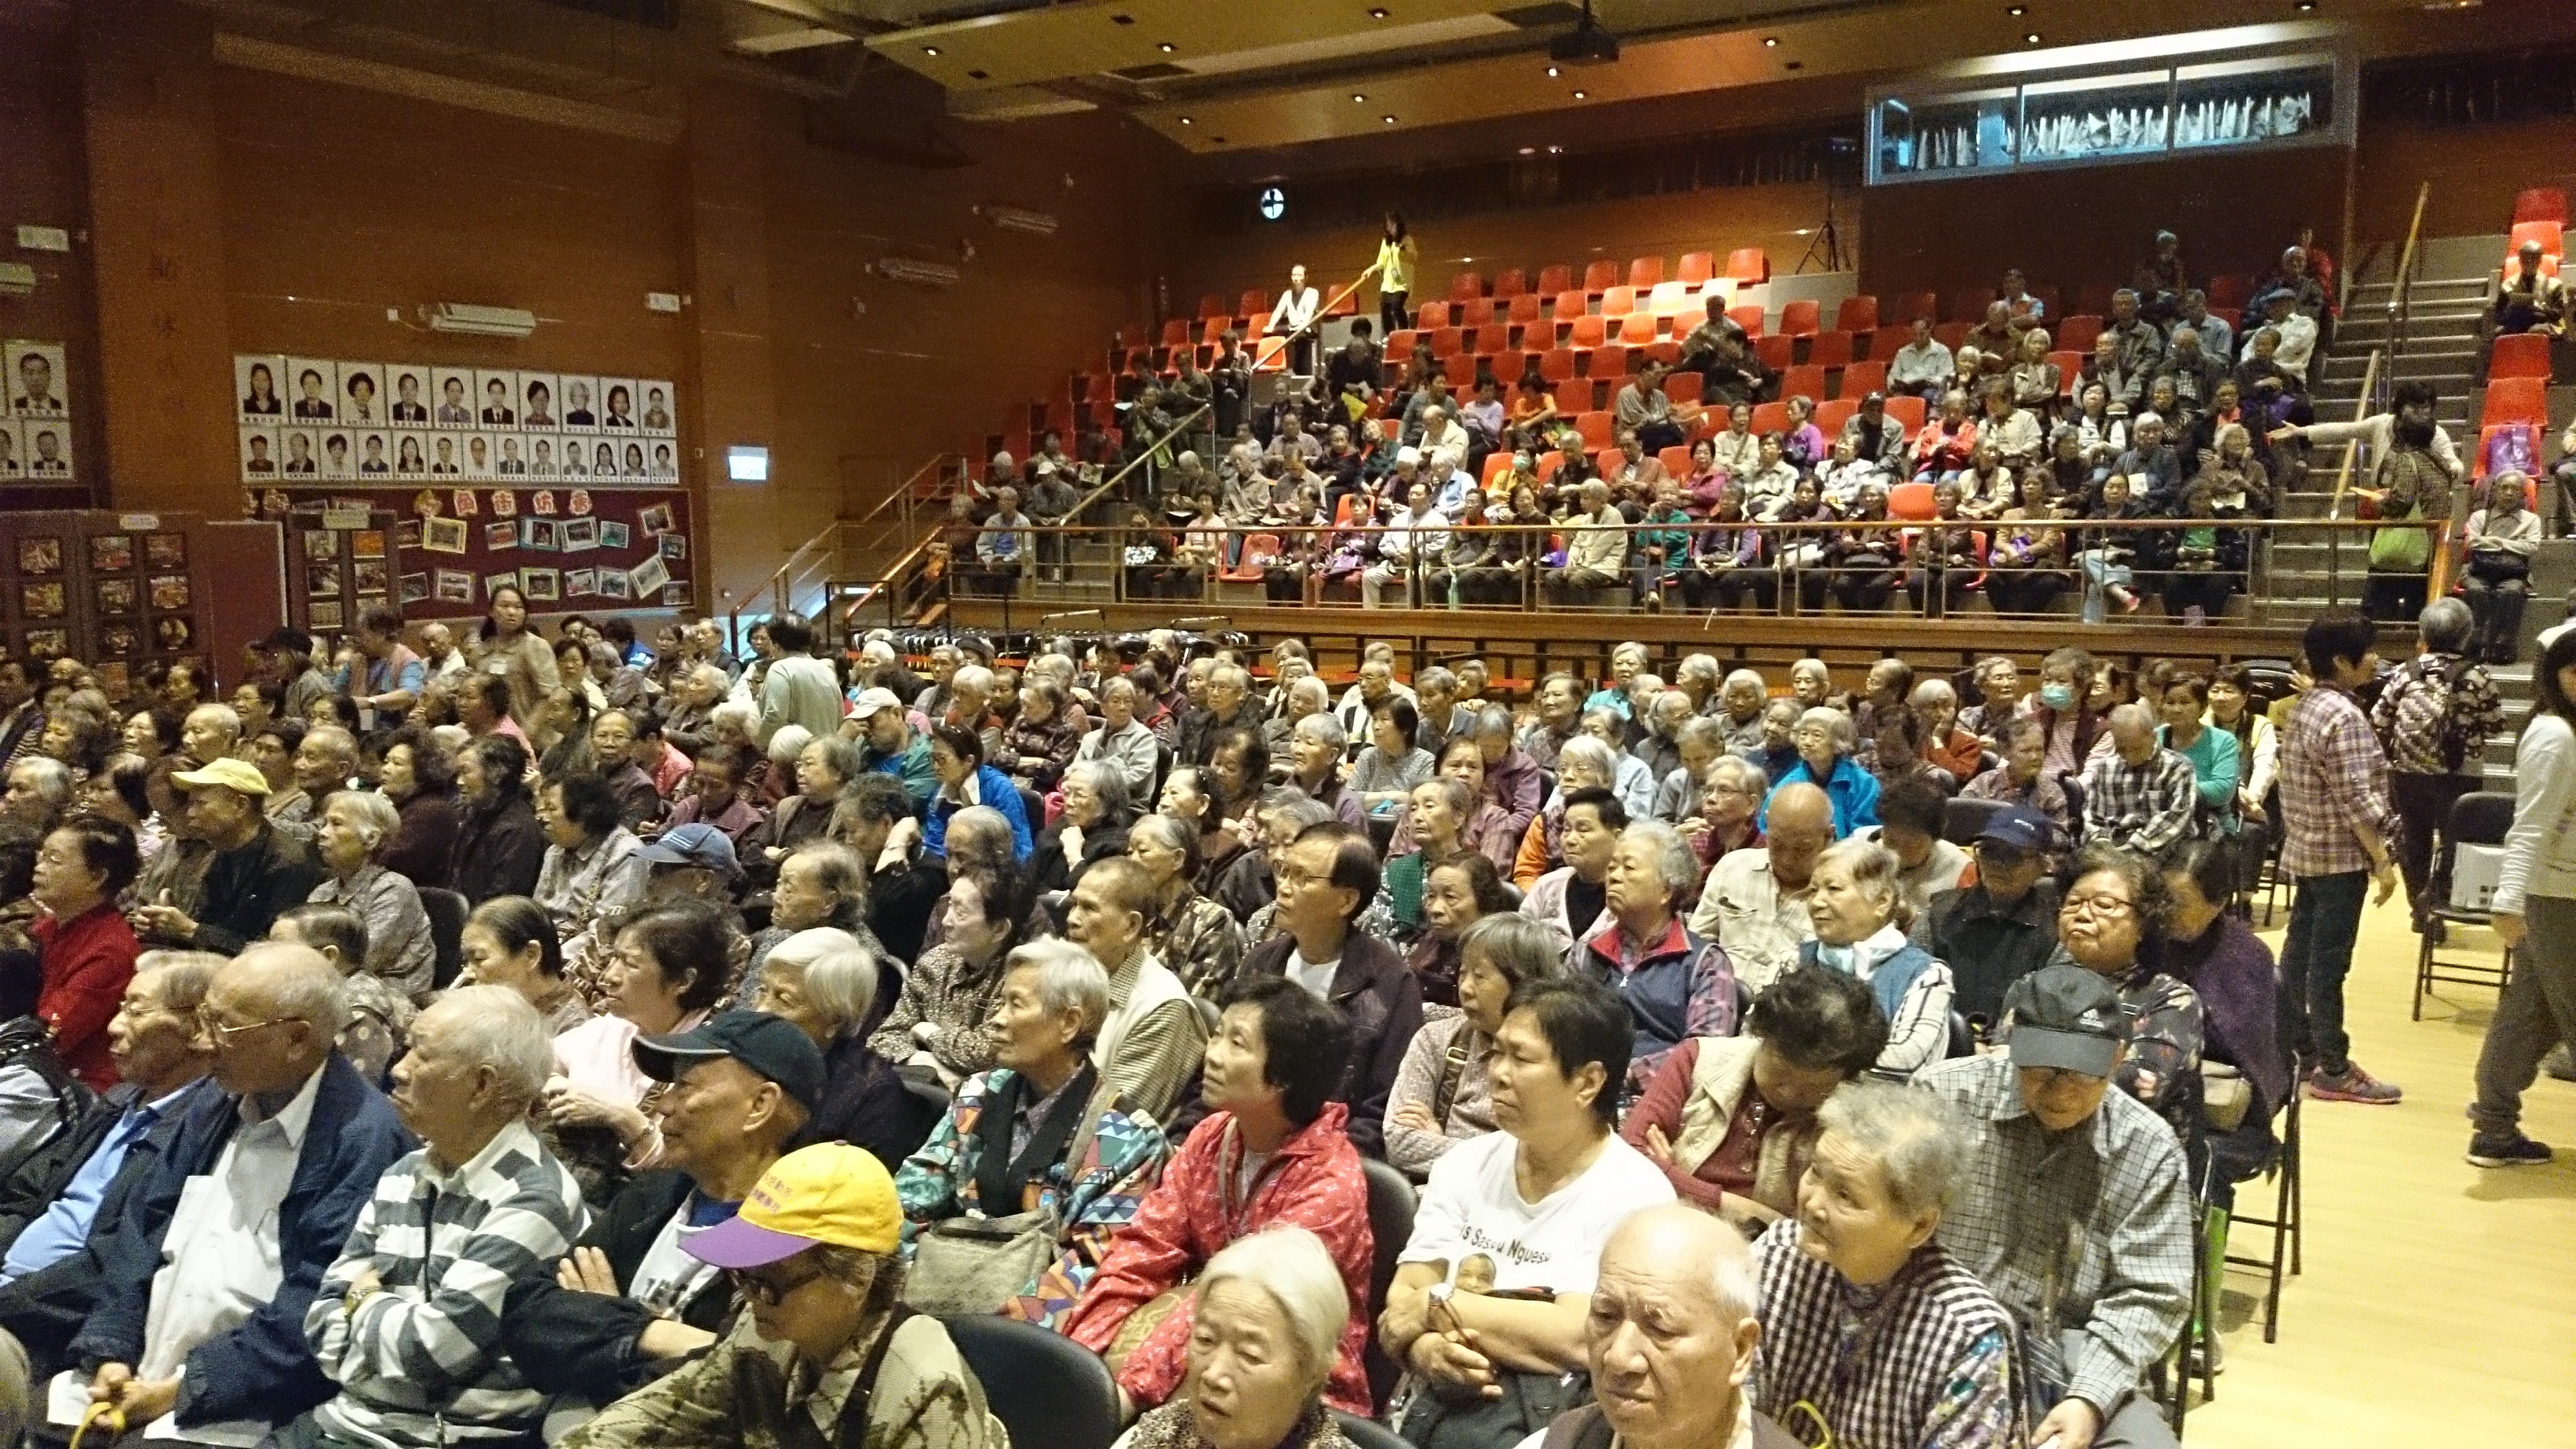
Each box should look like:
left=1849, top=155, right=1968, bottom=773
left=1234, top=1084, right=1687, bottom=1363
left=1256, top=185, right=1287, bottom=222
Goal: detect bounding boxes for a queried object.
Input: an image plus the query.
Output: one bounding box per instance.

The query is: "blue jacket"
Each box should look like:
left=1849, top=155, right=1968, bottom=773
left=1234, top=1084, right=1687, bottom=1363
left=922, top=763, right=1034, bottom=862
left=1768, top=755, right=1882, bottom=839
left=1799, top=936, right=1941, bottom=1032
left=70, top=1054, right=413, bottom=1430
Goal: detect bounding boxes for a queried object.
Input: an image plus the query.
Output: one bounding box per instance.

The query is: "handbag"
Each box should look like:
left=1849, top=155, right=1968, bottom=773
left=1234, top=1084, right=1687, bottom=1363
left=2200, top=1061, right=2251, bottom=1132
left=903, top=1208, right=1061, bottom=1316
left=1397, top=1368, right=1592, bottom=1449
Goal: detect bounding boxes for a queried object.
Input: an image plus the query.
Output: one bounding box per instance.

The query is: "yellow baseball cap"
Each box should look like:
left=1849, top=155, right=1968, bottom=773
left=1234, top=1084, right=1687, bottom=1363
left=171, top=757, right=272, bottom=797
left=683, top=1142, right=900, bottom=1267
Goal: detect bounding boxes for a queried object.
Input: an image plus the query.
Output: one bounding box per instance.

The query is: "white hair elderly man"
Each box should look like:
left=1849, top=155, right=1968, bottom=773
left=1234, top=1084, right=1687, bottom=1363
left=1516, top=1202, right=1797, bottom=1449
left=69, top=944, right=413, bottom=1438
left=0, top=756, right=69, bottom=831
left=2078, top=703, right=2198, bottom=855
left=294, top=987, right=584, bottom=1449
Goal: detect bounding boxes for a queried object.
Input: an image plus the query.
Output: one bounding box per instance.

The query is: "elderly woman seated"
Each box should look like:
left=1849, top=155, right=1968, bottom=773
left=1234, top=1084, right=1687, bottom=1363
left=1750, top=1081, right=2019, bottom=1449
left=1799, top=837, right=1952, bottom=1080
left=1061, top=977, right=1374, bottom=1419
left=751, top=926, right=938, bottom=1169
left=1036, top=761, right=1140, bottom=895
left=1380, top=976, right=1676, bottom=1448
left=897, top=941, right=1171, bottom=1326
left=1112, top=1228, right=1364, bottom=1449
left=1510, top=737, right=1620, bottom=889
left=1383, top=914, right=1564, bottom=1181
left=1574, top=820, right=1737, bottom=1094
left=867, top=865, right=1038, bottom=1088
left=1770, top=706, right=1880, bottom=839
left=557, top=1143, right=1008, bottom=1449
left=543, top=899, right=730, bottom=1203
left=456, top=896, right=589, bottom=1034
left=302, top=791, right=435, bottom=1002
left=2008, top=843, right=2205, bottom=1145
left=1128, top=814, right=1248, bottom=1000
left=1622, top=965, right=1887, bottom=1236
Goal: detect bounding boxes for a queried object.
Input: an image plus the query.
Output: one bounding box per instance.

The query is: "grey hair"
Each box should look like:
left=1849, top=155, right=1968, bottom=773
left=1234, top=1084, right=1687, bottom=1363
left=1293, top=712, right=1348, bottom=751
left=239, top=942, right=353, bottom=1037
left=1471, top=703, right=1513, bottom=739
left=1556, top=735, right=1617, bottom=784
left=1415, top=666, right=1456, bottom=696
left=1909, top=678, right=1957, bottom=710
left=11, top=757, right=69, bottom=810
left=1674, top=716, right=1723, bottom=755
left=1723, top=667, right=1766, bottom=696
left=1799, top=706, right=1856, bottom=753
left=1815, top=836, right=1904, bottom=922
left=1061, top=760, right=1131, bottom=816
left=686, top=663, right=729, bottom=694
left=1707, top=754, right=1767, bottom=796
left=953, top=664, right=996, bottom=698
left=426, top=985, right=553, bottom=1108
left=1005, top=938, right=1110, bottom=1042
left=134, top=950, right=225, bottom=1016
left=1678, top=653, right=1721, bottom=688
left=1128, top=811, right=1193, bottom=857
left=767, top=928, right=881, bottom=1032
left=323, top=790, right=400, bottom=851
left=1815, top=1079, right=1968, bottom=1221
left=1211, top=663, right=1251, bottom=692
left=2418, top=596, right=2474, bottom=654
left=766, top=722, right=813, bottom=765
left=1266, top=794, right=1336, bottom=838
left=1762, top=696, right=1804, bottom=725
left=186, top=703, right=243, bottom=740
left=1198, top=1226, right=1350, bottom=1383
left=710, top=700, right=757, bottom=738
left=1287, top=676, right=1331, bottom=712
left=1622, top=820, right=1701, bottom=904
left=1458, top=913, right=1563, bottom=990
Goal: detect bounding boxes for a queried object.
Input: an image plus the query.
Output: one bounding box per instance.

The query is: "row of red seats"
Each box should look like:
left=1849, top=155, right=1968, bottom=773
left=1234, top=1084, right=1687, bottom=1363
left=1191, top=249, right=1774, bottom=322
left=1481, top=393, right=1935, bottom=468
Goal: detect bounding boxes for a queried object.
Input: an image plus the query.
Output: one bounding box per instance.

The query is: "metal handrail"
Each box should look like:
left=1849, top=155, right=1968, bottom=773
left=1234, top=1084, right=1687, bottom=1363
left=2384, top=180, right=2431, bottom=362
left=734, top=451, right=958, bottom=618
left=2322, top=345, right=2382, bottom=608
left=1248, top=272, right=1372, bottom=374
left=1063, top=402, right=1216, bottom=524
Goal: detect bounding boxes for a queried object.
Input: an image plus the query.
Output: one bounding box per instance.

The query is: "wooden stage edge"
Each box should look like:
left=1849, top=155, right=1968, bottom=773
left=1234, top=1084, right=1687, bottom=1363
left=944, top=600, right=2309, bottom=674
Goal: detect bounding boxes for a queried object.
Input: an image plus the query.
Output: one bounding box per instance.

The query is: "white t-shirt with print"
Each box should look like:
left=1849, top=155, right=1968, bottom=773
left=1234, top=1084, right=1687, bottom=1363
left=1397, top=1128, right=1675, bottom=1297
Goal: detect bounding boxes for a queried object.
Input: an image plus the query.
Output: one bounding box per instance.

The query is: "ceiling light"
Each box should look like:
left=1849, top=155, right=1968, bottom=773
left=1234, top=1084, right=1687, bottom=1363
left=1158, top=42, right=1174, bottom=52
left=1212, top=135, right=1226, bottom=144
left=1383, top=114, right=1398, bottom=123
left=1547, top=144, right=1564, bottom=154
left=1110, top=12, right=1132, bottom=23
left=923, top=45, right=939, bottom=55
left=1572, top=89, right=1587, bottom=99
left=1352, top=93, right=1366, bottom=102
left=1178, top=116, right=1192, bottom=125
left=967, top=68, right=987, bottom=78
left=1517, top=146, right=1535, bottom=155
left=1762, top=36, right=1778, bottom=46
left=1546, top=65, right=1560, bottom=77
left=2025, top=32, right=2042, bottom=42
left=1368, top=6, right=1389, bottom=16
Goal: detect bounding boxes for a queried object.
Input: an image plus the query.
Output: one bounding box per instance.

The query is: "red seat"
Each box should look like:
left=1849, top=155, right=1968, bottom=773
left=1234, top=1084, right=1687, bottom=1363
left=1496, top=350, right=1536, bottom=384
left=1386, top=329, right=1417, bottom=358
left=1595, top=447, right=1625, bottom=478
left=1574, top=411, right=1614, bottom=449
left=2515, top=188, right=2567, bottom=225
left=1629, top=256, right=1665, bottom=289
left=2491, top=332, right=2553, bottom=380
left=1483, top=452, right=1517, bottom=487
left=1450, top=272, right=1487, bottom=301
left=1893, top=290, right=1940, bottom=325
left=1729, top=305, right=1766, bottom=337
left=1933, top=321, right=1972, bottom=351
left=1553, top=290, right=1590, bottom=335
left=2047, top=352, right=2084, bottom=395
left=1750, top=400, right=1790, bottom=435
left=1947, top=288, right=1996, bottom=324
left=1888, top=482, right=1938, bottom=521
left=1755, top=334, right=1794, bottom=370
left=1778, top=365, right=1828, bottom=402
left=1584, top=259, right=1621, bottom=294
left=1220, top=533, right=1279, bottom=583
left=1325, top=288, right=1358, bottom=317
left=1443, top=354, right=1477, bottom=388
left=1868, top=329, right=1910, bottom=362
left=2072, top=283, right=2116, bottom=319
left=2509, top=220, right=2565, bottom=260
left=1554, top=379, right=1595, bottom=416
left=1494, top=268, right=1528, bottom=298
left=1197, top=293, right=1230, bottom=320
left=1677, top=252, right=1715, bottom=286
left=1568, top=315, right=1610, bottom=350
left=1839, top=360, right=1888, bottom=398
left=1725, top=248, right=1768, bottom=284
left=1508, top=293, right=1544, bottom=328
left=1536, top=264, right=1574, bottom=297
left=2028, top=285, right=2061, bottom=321
left=2482, top=377, right=2546, bottom=427
left=1807, top=331, right=1854, bottom=368
left=1618, top=312, right=1659, bottom=345
left=1815, top=399, right=1858, bottom=435
left=1539, top=348, right=1578, bottom=383
left=1585, top=343, right=1630, bottom=380
left=2205, top=274, right=2255, bottom=313
left=1884, top=395, right=1928, bottom=433
left=1662, top=371, right=1703, bottom=407
left=1835, top=295, right=1880, bottom=333
left=1647, top=339, right=1682, bottom=368
left=1201, top=317, right=1229, bottom=346
left=1536, top=452, right=1566, bottom=483
left=2056, top=315, right=2104, bottom=354
left=1429, top=327, right=1464, bottom=359
left=2473, top=423, right=2542, bottom=480
left=1458, top=297, right=1497, bottom=327
left=1778, top=300, right=1822, bottom=338
left=1600, top=286, right=1636, bottom=318
left=1657, top=445, right=1693, bottom=478
left=1160, top=318, right=1190, bottom=347
left=1415, top=301, right=1451, bottom=331
left=1472, top=324, right=1511, bottom=356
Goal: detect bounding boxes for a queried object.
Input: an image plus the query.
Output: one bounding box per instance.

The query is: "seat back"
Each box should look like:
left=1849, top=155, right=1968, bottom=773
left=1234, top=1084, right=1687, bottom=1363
left=1729, top=303, right=1766, bottom=337
left=1448, top=271, right=1486, bottom=301
left=1662, top=370, right=1703, bottom=406
left=1646, top=280, right=1692, bottom=316
left=1600, top=285, right=1636, bottom=318
left=1807, top=330, right=1855, bottom=368
left=1574, top=411, right=1614, bottom=449
left=2491, top=332, right=2551, bottom=380
left=1725, top=247, right=1768, bottom=284
left=1894, top=290, right=1940, bottom=324
left=1868, top=327, right=1910, bottom=362
left=1569, top=315, right=1610, bottom=350
left=1943, top=795, right=2006, bottom=845
left=1238, top=532, right=1283, bottom=568
left=1458, top=297, right=1497, bottom=327
left=1778, top=299, right=1821, bottom=337
left=1933, top=321, right=1972, bottom=351
left=1482, top=451, right=1517, bottom=487
left=1629, top=256, right=1665, bottom=289
left=2484, top=377, right=2547, bottom=427
left=1839, top=360, right=1888, bottom=398
left=1585, top=343, right=1630, bottom=380
left=1584, top=258, right=1621, bottom=293
left=1750, top=400, right=1791, bottom=435
left=1385, top=329, right=1417, bottom=360
left=1676, top=250, right=1715, bottom=286
left=2515, top=187, right=2567, bottom=225
left=1754, top=334, right=1794, bottom=370
left=1888, top=480, right=1938, bottom=521
left=1536, top=263, right=1574, bottom=296
left=2473, top=422, right=2540, bottom=480
left=1619, top=311, right=1659, bottom=345
left=2056, top=314, right=2104, bottom=353
left=1337, top=1411, right=1414, bottom=1449
left=1508, top=292, right=1544, bottom=327
left=2205, top=273, right=2255, bottom=312
left=1657, top=445, right=1693, bottom=477
left=421, top=888, right=469, bottom=990
left=1494, top=267, right=1528, bottom=298
left=1835, top=294, right=1881, bottom=333
left=1159, top=317, right=1189, bottom=347
left=1538, top=347, right=1578, bottom=382
left=2508, top=219, right=2565, bottom=260
left=2453, top=791, right=2516, bottom=846
left=1197, top=292, right=1230, bottom=320
left=1428, top=327, right=1464, bottom=360
left=1778, top=365, right=1828, bottom=402
left=1442, top=352, right=1477, bottom=388
left=1415, top=301, right=1452, bottom=331
left=1553, top=379, right=1594, bottom=417
left=1237, top=288, right=1267, bottom=320
left=1947, top=1011, right=1976, bottom=1058
left=1884, top=394, right=1929, bottom=432
left=941, top=1316, right=1122, bottom=1449
left=1815, top=399, right=1858, bottom=435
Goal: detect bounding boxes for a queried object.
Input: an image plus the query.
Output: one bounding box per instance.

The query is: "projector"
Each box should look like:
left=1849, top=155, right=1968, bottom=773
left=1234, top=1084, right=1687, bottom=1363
left=1549, top=21, right=1620, bottom=64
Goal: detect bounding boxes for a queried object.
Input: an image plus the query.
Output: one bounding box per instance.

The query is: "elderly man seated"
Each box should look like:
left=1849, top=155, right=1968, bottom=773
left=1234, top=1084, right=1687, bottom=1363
left=1750, top=1081, right=2019, bottom=1449
left=130, top=759, right=324, bottom=954
left=501, top=1009, right=822, bottom=1405
left=1916, top=961, right=2194, bottom=1449
left=2080, top=703, right=2199, bottom=855
left=898, top=942, right=1171, bottom=1326
left=1063, top=859, right=1210, bottom=1124
left=288, top=987, right=584, bottom=1449
left=1381, top=977, right=1674, bottom=1447
left=66, top=943, right=411, bottom=1441
left=558, top=1143, right=1007, bottom=1449
left=1520, top=1202, right=1800, bottom=1449
left=1688, top=780, right=1831, bottom=991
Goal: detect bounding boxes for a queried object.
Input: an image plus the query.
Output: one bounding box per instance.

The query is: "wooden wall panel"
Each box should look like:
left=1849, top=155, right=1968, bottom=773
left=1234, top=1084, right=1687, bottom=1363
left=0, top=0, right=101, bottom=510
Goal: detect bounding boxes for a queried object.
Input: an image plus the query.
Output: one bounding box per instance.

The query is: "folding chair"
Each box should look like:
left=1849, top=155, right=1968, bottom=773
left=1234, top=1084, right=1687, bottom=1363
left=2415, top=790, right=2517, bottom=1020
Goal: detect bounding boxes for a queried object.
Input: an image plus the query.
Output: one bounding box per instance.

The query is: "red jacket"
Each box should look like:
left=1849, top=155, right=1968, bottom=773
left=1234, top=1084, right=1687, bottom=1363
left=1061, top=1104, right=1373, bottom=1415
left=33, top=903, right=138, bottom=1090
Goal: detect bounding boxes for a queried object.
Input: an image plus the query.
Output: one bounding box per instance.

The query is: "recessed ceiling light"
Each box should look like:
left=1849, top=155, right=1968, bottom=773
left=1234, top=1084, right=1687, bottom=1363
left=1517, top=146, right=1536, bottom=155
left=1212, top=135, right=1226, bottom=143
left=1352, top=93, right=1366, bottom=102
left=1784, top=60, right=1803, bottom=69
left=1547, top=144, right=1564, bottom=154
left=923, top=45, right=939, bottom=55
left=1158, top=42, right=1174, bottom=52
left=2025, top=32, right=2042, bottom=42
left=2006, top=4, right=2024, bottom=12
left=1383, top=114, right=1398, bottom=123
left=1762, top=36, right=1779, bottom=46
left=1178, top=116, right=1191, bottom=125
left=1110, top=12, right=1132, bottom=23
left=1572, top=89, right=1587, bottom=99
left=1546, top=65, right=1560, bottom=77
left=1368, top=6, right=1389, bottom=16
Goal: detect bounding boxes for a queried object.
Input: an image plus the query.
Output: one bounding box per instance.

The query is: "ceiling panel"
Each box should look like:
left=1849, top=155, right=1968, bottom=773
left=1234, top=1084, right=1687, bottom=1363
left=865, top=0, right=1509, bottom=93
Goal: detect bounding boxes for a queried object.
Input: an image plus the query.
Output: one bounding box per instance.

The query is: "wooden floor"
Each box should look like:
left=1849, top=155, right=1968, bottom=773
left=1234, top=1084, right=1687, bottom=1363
left=2190, top=893, right=2576, bottom=1444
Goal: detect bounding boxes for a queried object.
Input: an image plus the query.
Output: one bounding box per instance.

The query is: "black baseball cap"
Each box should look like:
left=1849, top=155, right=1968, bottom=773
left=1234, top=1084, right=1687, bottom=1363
left=633, top=1010, right=826, bottom=1113
left=2001, top=963, right=2127, bottom=1077
left=1976, top=806, right=2053, bottom=858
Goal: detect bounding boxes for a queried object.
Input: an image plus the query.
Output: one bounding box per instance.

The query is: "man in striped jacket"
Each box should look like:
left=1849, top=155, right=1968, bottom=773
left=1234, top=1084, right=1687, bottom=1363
left=293, top=986, right=588, bottom=1449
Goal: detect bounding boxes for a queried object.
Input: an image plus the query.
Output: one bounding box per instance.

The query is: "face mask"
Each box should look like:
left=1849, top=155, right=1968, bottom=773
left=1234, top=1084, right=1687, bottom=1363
left=2040, top=684, right=2077, bottom=710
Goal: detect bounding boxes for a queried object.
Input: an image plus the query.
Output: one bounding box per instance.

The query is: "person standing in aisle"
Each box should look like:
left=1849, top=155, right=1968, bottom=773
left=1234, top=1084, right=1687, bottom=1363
left=1368, top=213, right=1418, bottom=339
left=1267, top=265, right=1322, bottom=378
left=2467, top=630, right=2576, bottom=1166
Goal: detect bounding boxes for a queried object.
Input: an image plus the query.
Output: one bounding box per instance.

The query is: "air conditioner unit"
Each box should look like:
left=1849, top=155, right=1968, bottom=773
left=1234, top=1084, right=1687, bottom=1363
left=425, top=303, right=537, bottom=337
left=977, top=204, right=1059, bottom=236
left=0, top=262, right=34, bottom=298
left=872, top=257, right=963, bottom=287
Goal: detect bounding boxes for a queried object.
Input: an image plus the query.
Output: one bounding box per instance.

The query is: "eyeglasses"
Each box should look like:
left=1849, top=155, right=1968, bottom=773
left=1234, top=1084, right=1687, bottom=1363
left=2059, top=893, right=2136, bottom=919
left=195, top=1008, right=306, bottom=1042
left=727, top=1262, right=826, bottom=1306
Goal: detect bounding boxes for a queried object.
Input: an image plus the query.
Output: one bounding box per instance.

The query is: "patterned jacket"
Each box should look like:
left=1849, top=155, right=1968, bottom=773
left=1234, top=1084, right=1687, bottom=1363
left=896, top=1067, right=1169, bottom=1329
left=865, top=943, right=1007, bottom=1083
left=1146, top=889, right=1248, bottom=1000
left=1061, top=1106, right=1375, bottom=1416
left=1751, top=1222, right=2021, bottom=1449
